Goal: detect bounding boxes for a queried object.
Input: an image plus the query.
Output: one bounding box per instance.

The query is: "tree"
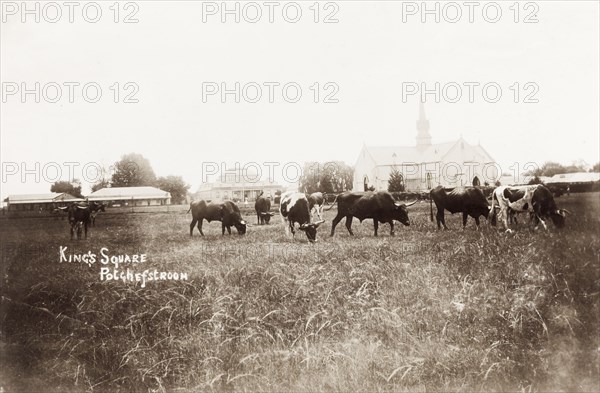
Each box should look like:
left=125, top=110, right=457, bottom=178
left=111, top=153, right=157, bottom=187
left=51, top=180, right=83, bottom=198
left=299, top=161, right=354, bottom=194
left=91, top=179, right=110, bottom=192
left=327, top=162, right=354, bottom=192
left=299, top=162, right=321, bottom=194
left=319, top=175, right=334, bottom=194
left=90, top=166, right=113, bottom=192
left=527, top=161, right=586, bottom=177
left=155, top=176, right=190, bottom=204
left=590, top=162, right=600, bottom=173
left=387, top=167, right=405, bottom=192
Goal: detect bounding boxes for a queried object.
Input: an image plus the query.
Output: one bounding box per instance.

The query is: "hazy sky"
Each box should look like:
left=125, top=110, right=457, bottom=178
left=1, top=0, right=598, bottom=198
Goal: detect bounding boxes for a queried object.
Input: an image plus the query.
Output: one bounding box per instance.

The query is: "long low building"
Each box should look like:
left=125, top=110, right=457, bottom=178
left=195, top=167, right=283, bottom=202
left=87, top=186, right=171, bottom=207
left=545, top=172, right=600, bottom=193
left=546, top=172, right=600, bottom=185
left=4, top=193, right=83, bottom=211
left=195, top=180, right=282, bottom=203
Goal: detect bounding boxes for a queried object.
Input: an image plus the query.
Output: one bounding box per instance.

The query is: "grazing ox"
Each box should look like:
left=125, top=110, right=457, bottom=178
left=429, top=186, right=491, bottom=229
left=254, top=192, right=275, bottom=225
left=279, top=192, right=325, bottom=242
left=307, top=192, right=326, bottom=220
left=189, top=200, right=247, bottom=236
left=490, top=185, right=569, bottom=232
left=327, top=191, right=416, bottom=237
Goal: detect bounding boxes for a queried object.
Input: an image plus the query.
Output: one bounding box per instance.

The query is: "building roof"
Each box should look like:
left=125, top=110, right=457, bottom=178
left=361, top=138, right=493, bottom=167
left=7, top=193, right=83, bottom=204
left=363, top=141, right=457, bottom=166
left=496, top=175, right=555, bottom=186
left=197, top=180, right=283, bottom=192
left=87, top=187, right=171, bottom=201
left=546, top=172, right=600, bottom=184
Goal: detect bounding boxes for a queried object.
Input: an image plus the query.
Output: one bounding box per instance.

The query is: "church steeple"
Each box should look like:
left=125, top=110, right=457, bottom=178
left=416, top=102, right=432, bottom=148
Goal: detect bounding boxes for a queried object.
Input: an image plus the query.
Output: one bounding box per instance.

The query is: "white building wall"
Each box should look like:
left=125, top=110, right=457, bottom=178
left=441, top=143, right=499, bottom=186
left=354, top=141, right=498, bottom=192
left=353, top=147, right=377, bottom=191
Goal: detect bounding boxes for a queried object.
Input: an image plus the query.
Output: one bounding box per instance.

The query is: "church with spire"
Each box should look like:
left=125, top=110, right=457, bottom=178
left=416, top=102, right=432, bottom=149
left=352, top=104, right=498, bottom=192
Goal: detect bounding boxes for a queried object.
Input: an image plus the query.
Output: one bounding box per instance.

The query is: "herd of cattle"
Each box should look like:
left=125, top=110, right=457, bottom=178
left=187, top=184, right=570, bottom=242
left=60, top=184, right=570, bottom=241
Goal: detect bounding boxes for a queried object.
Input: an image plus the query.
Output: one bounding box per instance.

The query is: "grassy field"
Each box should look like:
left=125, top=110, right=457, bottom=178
left=1, top=193, right=599, bottom=392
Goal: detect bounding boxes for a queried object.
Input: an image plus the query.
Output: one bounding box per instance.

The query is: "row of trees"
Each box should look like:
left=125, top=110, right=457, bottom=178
left=526, top=161, right=600, bottom=177
left=51, top=157, right=598, bottom=202
left=387, top=160, right=600, bottom=191
left=51, top=153, right=191, bottom=204
left=52, top=157, right=356, bottom=203
left=525, top=161, right=599, bottom=185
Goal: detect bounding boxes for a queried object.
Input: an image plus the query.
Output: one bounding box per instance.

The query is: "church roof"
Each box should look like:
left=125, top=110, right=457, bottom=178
left=358, top=103, right=496, bottom=172
left=362, top=137, right=496, bottom=167
left=363, top=140, right=459, bottom=166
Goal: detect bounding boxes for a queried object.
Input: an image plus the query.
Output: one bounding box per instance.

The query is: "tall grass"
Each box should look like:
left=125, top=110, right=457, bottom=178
left=1, top=193, right=598, bottom=392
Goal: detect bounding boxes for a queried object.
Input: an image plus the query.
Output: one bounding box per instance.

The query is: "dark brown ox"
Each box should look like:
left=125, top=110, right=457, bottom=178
left=189, top=200, right=247, bottom=236
left=326, top=191, right=417, bottom=237
left=63, top=201, right=105, bottom=240
left=429, top=186, right=491, bottom=229
left=254, top=192, right=274, bottom=225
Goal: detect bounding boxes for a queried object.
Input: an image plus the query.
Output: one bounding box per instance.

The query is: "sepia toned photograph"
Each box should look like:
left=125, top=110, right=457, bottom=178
left=1, top=1, right=599, bottom=392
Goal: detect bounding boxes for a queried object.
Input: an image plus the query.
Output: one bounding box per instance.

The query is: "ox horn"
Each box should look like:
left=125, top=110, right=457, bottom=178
left=398, top=200, right=418, bottom=207
left=558, top=209, right=572, bottom=216
left=314, top=219, right=325, bottom=228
